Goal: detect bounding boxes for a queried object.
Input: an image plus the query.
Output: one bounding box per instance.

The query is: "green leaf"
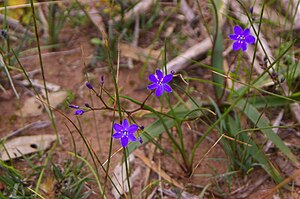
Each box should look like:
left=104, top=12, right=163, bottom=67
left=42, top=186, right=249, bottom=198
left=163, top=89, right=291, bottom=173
left=226, top=115, right=283, bottom=183
left=235, top=99, right=299, bottom=164
left=90, top=38, right=103, bottom=46
left=249, top=92, right=300, bottom=108
left=211, top=0, right=224, bottom=99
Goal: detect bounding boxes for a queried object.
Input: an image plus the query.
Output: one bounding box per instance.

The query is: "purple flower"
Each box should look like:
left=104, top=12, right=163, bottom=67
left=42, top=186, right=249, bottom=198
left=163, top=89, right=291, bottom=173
left=147, top=69, right=173, bottom=97
left=229, top=25, right=255, bottom=51
left=112, top=119, right=138, bottom=148
left=75, top=109, right=85, bottom=115
left=85, top=82, right=93, bottom=90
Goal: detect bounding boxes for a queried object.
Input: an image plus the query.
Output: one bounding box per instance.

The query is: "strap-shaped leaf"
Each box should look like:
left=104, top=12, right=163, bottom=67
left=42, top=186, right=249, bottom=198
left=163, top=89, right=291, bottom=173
left=236, top=99, right=299, bottom=165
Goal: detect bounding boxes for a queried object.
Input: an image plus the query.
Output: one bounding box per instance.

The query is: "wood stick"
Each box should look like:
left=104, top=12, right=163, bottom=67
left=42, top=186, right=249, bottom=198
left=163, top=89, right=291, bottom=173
left=1, top=120, right=50, bottom=141
left=0, top=14, right=34, bottom=36
left=166, top=37, right=212, bottom=72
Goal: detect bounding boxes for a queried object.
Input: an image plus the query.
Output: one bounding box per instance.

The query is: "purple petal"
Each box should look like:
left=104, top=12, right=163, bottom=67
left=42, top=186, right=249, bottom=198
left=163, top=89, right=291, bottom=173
left=163, top=84, right=172, bottom=93
left=229, top=34, right=238, bottom=40
left=128, top=124, right=138, bottom=134
left=113, top=123, right=123, bottom=132
left=121, top=136, right=128, bottom=148
left=156, top=70, right=163, bottom=80
left=127, top=134, right=136, bottom=142
left=242, top=28, right=250, bottom=36
left=148, top=83, right=158, bottom=90
left=234, top=25, right=243, bottom=35
left=245, top=35, right=255, bottom=44
left=148, top=74, right=158, bottom=83
left=241, top=42, right=247, bottom=51
left=162, top=74, right=173, bottom=83
left=75, top=109, right=85, bottom=115
left=232, top=41, right=241, bottom=51
left=112, top=132, right=123, bottom=139
left=122, top=119, right=129, bottom=129
left=155, top=85, right=164, bottom=97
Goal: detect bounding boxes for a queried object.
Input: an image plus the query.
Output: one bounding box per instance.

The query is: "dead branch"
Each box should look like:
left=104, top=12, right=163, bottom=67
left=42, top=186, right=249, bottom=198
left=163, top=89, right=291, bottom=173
left=236, top=175, right=269, bottom=198
left=166, top=37, right=212, bottom=72
left=1, top=120, right=50, bottom=141
left=180, top=0, right=196, bottom=22
left=19, top=48, right=81, bottom=62
left=0, top=14, right=34, bottom=36
left=112, top=0, right=156, bottom=23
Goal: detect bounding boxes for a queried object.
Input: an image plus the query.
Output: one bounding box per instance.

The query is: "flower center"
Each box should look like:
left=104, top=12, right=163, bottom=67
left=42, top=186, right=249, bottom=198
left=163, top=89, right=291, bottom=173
left=237, top=35, right=245, bottom=40
left=156, top=75, right=163, bottom=85
left=122, top=130, right=128, bottom=136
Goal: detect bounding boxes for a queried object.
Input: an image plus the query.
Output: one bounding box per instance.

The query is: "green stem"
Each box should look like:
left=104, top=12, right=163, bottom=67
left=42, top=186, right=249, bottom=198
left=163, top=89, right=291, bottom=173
left=124, top=149, right=133, bottom=199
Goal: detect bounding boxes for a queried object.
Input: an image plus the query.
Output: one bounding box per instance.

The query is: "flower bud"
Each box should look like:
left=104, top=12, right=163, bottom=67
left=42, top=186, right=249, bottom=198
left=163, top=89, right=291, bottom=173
left=138, top=137, right=143, bottom=144
left=69, top=104, right=79, bottom=109
left=85, top=82, right=93, bottom=90
left=250, top=7, right=253, bottom=14
left=100, top=76, right=104, bottom=85
left=75, top=109, right=85, bottom=115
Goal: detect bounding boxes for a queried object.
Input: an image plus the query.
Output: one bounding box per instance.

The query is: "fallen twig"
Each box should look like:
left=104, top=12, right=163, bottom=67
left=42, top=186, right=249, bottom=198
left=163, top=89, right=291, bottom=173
left=128, top=15, right=140, bottom=69
left=0, top=0, right=66, bottom=11
left=17, top=79, right=61, bottom=92
left=0, top=14, right=34, bottom=36
left=19, top=48, right=81, bottom=62
left=236, top=175, right=269, bottom=198
left=113, top=0, right=156, bottom=22
left=166, top=37, right=212, bottom=72
left=13, top=69, right=40, bottom=80
left=180, top=0, right=197, bottom=23
left=1, top=120, right=50, bottom=141
left=261, top=169, right=300, bottom=199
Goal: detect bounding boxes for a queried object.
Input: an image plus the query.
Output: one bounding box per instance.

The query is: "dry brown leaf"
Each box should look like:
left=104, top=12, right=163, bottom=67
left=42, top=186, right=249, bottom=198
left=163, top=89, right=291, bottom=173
left=87, top=7, right=106, bottom=33
left=111, top=154, right=141, bottom=199
left=16, top=91, right=68, bottom=117
left=119, top=43, right=161, bottom=63
left=0, top=134, right=56, bottom=161
left=133, top=149, right=184, bottom=189
left=40, top=174, right=57, bottom=198
left=15, top=96, right=43, bottom=117
left=48, top=90, right=68, bottom=109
